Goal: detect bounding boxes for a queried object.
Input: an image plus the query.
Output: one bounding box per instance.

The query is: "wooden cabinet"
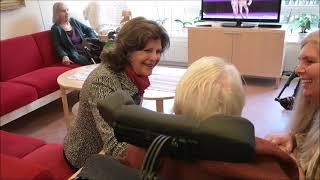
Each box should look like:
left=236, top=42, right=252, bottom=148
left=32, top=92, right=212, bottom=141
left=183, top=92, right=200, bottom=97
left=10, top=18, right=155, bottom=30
left=188, top=27, right=285, bottom=86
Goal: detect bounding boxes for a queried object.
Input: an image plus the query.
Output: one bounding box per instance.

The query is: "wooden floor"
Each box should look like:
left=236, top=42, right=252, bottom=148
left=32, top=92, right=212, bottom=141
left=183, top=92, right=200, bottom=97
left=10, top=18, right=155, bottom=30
left=1, top=66, right=299, bottom=144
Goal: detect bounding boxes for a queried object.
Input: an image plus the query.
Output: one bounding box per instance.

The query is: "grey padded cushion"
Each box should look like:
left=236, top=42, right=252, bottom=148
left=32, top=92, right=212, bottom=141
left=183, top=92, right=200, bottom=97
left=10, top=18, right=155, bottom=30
left=98, top=90, right=255, bottom=162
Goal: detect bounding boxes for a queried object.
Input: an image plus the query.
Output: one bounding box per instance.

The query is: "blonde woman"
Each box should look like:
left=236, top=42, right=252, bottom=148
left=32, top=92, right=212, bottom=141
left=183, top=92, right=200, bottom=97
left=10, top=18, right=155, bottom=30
left=266, top=30, right=319, bottom=180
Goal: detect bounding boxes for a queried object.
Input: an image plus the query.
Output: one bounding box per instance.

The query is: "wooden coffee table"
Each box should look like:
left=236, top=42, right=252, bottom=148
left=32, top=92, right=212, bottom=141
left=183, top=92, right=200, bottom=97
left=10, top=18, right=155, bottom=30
left=143, top=90, right=175, bottom=112
left=57, top=64, right=98, bottom=128
left=57, top=64, right=177, bottom=129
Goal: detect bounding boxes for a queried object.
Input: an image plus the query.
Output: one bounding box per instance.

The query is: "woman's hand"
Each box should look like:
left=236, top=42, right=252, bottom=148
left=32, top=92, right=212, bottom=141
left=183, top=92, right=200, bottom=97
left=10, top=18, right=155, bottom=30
left=265, top=133, right=294, bottom=153
left=62, top=56, right=73, bottom=65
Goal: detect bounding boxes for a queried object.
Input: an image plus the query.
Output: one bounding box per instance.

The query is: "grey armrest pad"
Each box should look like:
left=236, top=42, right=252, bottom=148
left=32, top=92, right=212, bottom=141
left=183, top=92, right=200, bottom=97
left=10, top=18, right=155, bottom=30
left=98, top=90, right=255, bottom=162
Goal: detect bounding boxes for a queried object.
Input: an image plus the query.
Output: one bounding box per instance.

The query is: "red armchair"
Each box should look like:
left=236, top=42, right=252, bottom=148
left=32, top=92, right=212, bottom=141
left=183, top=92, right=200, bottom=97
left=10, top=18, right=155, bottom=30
left=0, top=130, right=74, bottom=180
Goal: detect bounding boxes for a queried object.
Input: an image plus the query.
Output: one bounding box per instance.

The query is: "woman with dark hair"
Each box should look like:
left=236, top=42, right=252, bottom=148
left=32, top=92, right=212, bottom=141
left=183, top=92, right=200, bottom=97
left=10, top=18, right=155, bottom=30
left=51, top=2, right=97, bottom=65
left=63, top=17, right=170, bottom=169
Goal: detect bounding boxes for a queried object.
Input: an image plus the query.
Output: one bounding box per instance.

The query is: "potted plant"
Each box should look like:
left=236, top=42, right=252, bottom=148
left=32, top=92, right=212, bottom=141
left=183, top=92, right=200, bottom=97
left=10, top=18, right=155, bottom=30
left=174, top=19, right=193, bottom=28
left=174, top=17, right=204, bottom=28
left=288, top=14, right=312, bottom=33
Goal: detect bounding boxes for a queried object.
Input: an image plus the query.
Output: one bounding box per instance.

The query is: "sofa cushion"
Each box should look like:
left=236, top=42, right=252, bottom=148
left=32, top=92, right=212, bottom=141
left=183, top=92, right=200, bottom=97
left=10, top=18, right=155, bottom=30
left=9, top=66, right=72, bottom=97
left=23, top=144, right=74, bottom=180
left=0, top=35, right=44, bottom=81
left=0, top=131, right=46, bottom=158
left=1, top=154, right=54, bottom=180
left=0, top=82, right=38, bottom=116
left=32, top=31, right=60, bottom=66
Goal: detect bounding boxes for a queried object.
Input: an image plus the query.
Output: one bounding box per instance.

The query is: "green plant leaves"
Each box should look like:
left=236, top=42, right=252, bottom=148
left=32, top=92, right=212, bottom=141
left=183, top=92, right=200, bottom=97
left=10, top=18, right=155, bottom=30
left=174, top=16, right=204, bottom=28
left=288, top=14, right=317, bottom=33
left=174, top=19, right=192, bottom=28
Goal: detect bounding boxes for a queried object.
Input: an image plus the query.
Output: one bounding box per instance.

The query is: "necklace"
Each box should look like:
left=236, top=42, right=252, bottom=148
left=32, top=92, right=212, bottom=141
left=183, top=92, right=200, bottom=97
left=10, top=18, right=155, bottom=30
left=60, top=22, right=72, bottom=31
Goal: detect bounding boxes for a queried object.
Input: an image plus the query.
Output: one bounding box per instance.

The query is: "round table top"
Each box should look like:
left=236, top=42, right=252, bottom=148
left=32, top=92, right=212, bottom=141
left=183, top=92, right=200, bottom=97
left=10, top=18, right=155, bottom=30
left=57, top=64, right=176, bottom=100
left=57, top=64, right=98, bottom=90
left=143, top=89, right=175, bottom=100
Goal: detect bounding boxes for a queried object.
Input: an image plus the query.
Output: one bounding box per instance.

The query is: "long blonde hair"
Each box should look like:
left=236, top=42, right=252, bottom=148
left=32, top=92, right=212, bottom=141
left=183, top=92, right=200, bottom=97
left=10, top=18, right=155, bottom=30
left=290, top=30, right=320, bottom=168
left=174, top=56, right=245, bottom=122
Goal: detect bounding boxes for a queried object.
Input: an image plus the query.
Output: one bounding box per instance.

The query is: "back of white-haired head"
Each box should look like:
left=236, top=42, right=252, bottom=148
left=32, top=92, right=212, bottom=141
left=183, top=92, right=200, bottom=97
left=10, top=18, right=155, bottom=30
left=174, top=56, right=245, bottom=121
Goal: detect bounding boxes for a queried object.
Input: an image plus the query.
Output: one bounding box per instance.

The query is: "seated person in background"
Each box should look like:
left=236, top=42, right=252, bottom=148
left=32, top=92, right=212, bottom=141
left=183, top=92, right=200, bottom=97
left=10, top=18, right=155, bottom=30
left=124, top=56, right=299, bottom=179
left=51, top=2, right=97, bottom=65
left=63, top=17, right=170, bottom=170
left=266, top=30, right=319, bottom=180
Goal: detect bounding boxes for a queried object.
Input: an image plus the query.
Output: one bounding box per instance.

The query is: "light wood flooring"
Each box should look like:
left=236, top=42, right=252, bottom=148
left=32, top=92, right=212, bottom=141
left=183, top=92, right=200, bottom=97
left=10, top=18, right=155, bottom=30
left=1, top=66, right=299, bottom=143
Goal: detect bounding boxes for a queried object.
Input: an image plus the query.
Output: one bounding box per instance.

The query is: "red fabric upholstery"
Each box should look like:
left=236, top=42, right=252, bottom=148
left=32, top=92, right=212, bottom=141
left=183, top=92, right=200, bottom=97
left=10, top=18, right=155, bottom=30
left=9, top=66, right=71, bottom=97
left=32, top=31, right=60, bottom=66
left=0, top=131, right=73, bottom=179
left=50, top=63, right=82, bottom=68
left=0, top=31, right=80, bottom=120
left=0, top=35, right=43, bottom=81
left=23, top=144, right=75, bottom=180
left=1, top=154, right=54, bottom=180
left=0, top=130, right=46, bottom=158
left=0, top=82, right=38, bottom=116
left=124, top=137, right=299, bottom=180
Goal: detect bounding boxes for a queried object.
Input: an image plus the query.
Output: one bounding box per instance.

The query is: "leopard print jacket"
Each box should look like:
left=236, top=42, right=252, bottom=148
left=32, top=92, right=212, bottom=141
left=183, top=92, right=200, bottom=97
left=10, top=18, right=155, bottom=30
left=63, top=63, right=140, bottom=168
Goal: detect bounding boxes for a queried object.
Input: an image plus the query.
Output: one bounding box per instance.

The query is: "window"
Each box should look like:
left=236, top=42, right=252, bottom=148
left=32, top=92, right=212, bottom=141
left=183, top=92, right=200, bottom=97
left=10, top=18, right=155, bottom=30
left=127, top=1, right=200, bottom=37
left=280, top=0, right=319, bottom=23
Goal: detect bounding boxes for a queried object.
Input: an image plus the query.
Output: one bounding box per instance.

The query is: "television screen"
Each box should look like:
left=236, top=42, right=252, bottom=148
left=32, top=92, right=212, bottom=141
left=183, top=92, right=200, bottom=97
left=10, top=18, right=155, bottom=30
left=201, top=0, right=282, bottom=23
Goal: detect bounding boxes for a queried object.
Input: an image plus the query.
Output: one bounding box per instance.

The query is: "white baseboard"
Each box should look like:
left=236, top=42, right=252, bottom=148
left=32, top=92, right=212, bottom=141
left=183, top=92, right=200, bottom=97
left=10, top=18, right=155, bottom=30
left=1, top=90, right=63, bottom=126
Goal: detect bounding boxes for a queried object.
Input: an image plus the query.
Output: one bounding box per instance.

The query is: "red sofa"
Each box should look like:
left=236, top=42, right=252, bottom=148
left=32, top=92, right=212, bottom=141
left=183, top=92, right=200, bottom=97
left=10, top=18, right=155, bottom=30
left=0, top=130, right=74, bottom=179
left=0, top=31, right=80, bottom=126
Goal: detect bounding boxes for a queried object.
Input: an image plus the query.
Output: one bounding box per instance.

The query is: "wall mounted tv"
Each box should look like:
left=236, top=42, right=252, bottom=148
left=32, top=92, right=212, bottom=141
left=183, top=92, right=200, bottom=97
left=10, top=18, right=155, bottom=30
left=201, top=0, right=282, bottom=27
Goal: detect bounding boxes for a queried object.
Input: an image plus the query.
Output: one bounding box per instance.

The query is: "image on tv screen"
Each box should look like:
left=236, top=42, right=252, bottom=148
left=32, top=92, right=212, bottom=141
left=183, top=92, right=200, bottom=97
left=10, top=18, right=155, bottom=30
left=202, top=0, right=281, bottom=20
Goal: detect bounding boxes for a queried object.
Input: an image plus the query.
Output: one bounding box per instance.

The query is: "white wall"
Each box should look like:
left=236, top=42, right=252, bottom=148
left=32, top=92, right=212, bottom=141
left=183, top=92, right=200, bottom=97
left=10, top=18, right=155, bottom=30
left=0, top=0, right=129, bottom=39
left=0, top=0, right=91, bottom=40
left=0, top=0, right=44, bottom=39
left=0, top=0, right=301, bottom=72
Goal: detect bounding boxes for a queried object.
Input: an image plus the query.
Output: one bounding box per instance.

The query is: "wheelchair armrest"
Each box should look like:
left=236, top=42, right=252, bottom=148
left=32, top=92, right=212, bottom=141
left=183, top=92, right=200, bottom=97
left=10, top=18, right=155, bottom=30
left=98, top=91, right=255, bottom=162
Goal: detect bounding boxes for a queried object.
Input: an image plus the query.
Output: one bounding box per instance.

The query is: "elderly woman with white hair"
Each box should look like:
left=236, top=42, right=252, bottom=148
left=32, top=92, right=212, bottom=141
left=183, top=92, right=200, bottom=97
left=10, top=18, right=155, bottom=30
left=266, top=30, right=319, bottom=180
left=51, top=2, right=96, bottom=65
left=173, top=56, right=245, bottom=119
left=124, top=56, right=299, bottom=179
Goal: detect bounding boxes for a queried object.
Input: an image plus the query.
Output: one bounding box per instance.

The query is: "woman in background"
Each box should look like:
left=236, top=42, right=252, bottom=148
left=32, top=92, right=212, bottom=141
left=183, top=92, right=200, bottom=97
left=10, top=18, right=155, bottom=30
left=238, top=0, right=252, bottom=18
left=63, top=17, right=170, bottom=169
left=266, top=30, right=319, bottom=180
left=51, top=2, right=96, bottom=65
left=124, top=56, right=299, bottom=179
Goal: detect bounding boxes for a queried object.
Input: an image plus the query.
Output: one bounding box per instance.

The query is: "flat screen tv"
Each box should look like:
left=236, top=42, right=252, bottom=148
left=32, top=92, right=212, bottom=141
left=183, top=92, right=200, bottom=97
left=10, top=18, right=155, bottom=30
left=201, top=0, right=282, bottom=27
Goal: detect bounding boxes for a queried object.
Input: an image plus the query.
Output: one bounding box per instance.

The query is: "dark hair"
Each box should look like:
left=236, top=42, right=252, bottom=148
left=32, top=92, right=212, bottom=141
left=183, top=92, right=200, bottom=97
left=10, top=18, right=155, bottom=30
left=100, top=17, right=170, bottom=72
